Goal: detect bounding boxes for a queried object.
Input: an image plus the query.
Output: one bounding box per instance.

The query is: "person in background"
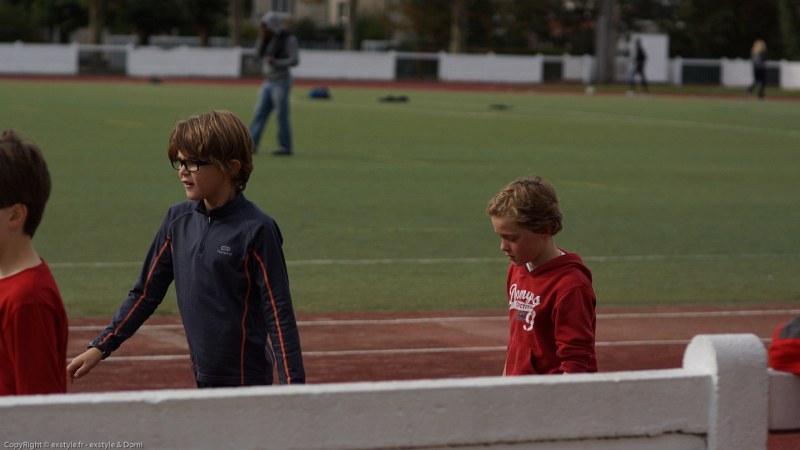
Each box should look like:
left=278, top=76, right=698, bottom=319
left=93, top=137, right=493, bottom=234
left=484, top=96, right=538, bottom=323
left=746, top=39, right=768, bottom=100
left=486, top=176, right=597, bottom=375
left=627, top=39, right=649, bottom=95
left=769, top=317, right=800, bottom=375
left=0, top=129, right=68, bottom=395
left=249, top=11, right=300, bottom=156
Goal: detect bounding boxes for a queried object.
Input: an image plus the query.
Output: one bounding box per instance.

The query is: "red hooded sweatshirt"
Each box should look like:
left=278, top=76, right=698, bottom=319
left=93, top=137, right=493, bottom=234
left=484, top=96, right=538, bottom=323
left=504, top=250, right=597, bottom=375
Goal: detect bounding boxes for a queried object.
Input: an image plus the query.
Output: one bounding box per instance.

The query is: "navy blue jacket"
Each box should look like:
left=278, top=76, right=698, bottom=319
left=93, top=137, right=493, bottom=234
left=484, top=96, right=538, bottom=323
left=91, top=194, right=305, bottom=385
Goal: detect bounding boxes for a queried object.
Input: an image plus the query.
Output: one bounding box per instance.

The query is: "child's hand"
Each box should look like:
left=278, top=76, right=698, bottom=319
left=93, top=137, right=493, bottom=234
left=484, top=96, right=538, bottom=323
left=66, top=347, right=104, bottom=383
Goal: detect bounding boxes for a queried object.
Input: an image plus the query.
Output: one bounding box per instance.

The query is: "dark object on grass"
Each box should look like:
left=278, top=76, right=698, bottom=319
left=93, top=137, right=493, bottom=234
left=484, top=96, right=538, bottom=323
left=379, top=95, right=409, bottom=103
left=309, top=86, right=330, bottom=99
left=490, top=103, right=509, bottom=110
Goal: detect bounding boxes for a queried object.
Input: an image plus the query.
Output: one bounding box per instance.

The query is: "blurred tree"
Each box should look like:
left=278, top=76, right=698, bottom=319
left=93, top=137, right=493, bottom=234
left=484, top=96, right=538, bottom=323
left=777, top=0, right=800, bottom=59
left=670, top=0, right=783, bottom=58
left=344, top=0, right=357, bottom=50
left=105, top=0, right=183, bottom=45
left=448, top=0, right=466, bottom=53
left=0, top=1, right=37, bottom=42
left=87, top=0, right=104, bottom=44
left=489, top=0, right=559, bottom=54
left=178, top=0, right=227, bottom=47
left=228, top=0, right=242, bottom=46
left=594, top=0, right=618, bottom=82
left=30, top=0, right=87, bottom=42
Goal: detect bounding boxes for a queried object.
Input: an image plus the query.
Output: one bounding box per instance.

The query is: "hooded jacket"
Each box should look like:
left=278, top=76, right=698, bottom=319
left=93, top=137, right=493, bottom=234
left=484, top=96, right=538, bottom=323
left=90, top=194, right=305, bottom=386
left=257, top=12, right=299, bottom=83
left=504, top=250, right=597, bottom=375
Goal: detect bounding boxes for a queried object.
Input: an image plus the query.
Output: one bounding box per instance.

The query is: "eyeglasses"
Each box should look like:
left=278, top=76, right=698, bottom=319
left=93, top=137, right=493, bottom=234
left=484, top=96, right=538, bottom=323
left=171, top=158, right=212, bottom=172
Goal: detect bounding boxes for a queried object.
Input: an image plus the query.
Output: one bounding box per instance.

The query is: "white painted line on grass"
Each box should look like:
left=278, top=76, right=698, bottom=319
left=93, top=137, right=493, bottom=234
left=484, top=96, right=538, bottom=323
left=48, top=252, right=800, bottom=269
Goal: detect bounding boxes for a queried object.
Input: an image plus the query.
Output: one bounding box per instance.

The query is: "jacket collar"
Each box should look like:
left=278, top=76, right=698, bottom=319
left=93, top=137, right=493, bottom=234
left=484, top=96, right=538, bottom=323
left=194, top=193, right=245, bottom=218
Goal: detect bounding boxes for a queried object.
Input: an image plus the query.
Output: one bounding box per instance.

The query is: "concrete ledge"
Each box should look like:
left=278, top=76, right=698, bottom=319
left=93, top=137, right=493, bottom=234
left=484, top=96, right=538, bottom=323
left=770, top=369, right=800, bottom=430
left=0, top=334, right=781, bottom=449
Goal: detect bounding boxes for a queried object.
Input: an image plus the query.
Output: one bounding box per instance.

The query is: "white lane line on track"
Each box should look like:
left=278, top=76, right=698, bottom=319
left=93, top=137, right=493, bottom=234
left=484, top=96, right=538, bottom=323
left=81, top=337, right=774, bottom=363
left=68, top=308, right=800, bottom=332
left=48, top=252, right=800, bottom=269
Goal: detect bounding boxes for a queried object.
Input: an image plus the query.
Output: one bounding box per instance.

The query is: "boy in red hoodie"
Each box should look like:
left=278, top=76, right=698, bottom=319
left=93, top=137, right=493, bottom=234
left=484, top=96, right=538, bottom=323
left=487, top=176, right=597, bottom=375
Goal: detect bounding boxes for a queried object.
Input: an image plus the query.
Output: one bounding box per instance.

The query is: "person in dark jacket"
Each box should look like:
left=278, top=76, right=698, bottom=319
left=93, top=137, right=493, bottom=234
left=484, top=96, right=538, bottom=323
left=746, top=39, right=768, bottom=100
left=249, top=11, right=300, bottom=156
left=67, top=110, right=305, bottom=388
left=627, top=39, right=648, bottom=95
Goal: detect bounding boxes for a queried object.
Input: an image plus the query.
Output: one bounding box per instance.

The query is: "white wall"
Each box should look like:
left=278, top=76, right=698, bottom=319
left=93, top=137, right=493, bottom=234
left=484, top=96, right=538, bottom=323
left=2, top=334, right=792, bottom=450
left=0, top=42, right=78, bottom=75
left=293, top=49, right=395, bottom=80
left=439, top=53, right=543, bottom=83
left=780, top=61, right=800, bottom=89
left=127, top=46, right=242, bottom=78
left=3, top=43, right=800, bottom=89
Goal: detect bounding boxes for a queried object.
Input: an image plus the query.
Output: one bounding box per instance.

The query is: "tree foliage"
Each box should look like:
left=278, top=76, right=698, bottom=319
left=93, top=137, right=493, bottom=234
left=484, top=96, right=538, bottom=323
left=1, top=0, right=799, bottom=60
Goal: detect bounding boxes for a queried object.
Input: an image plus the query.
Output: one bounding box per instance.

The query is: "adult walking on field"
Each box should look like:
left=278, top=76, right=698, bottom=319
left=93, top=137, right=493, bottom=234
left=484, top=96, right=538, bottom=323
left=249, top=11, right=299, bottom=156
left=746, top=39, right=768, bottom=100
left=627, top=38, right=648, bottom=95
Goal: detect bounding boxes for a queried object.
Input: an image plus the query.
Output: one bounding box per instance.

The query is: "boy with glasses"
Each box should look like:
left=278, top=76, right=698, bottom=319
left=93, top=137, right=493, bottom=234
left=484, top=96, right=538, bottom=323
left=0, top=129, right=68, bottom=395
left=68, top=110, right=305, bottom=387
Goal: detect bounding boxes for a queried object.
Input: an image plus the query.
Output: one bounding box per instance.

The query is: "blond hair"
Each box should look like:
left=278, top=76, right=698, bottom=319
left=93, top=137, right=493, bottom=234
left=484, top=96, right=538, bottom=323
left=486, top=176, right=563, bottom=235
left=752, top=39, right=767, bottom=55
left=167, top=110, right=254, bottom=192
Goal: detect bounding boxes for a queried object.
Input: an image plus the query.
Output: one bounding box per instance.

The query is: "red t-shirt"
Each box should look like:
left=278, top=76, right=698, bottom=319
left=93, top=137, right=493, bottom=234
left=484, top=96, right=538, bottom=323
left=504, top=251, right=597, bottom=375
left=0, top=262, right=68, bottom=395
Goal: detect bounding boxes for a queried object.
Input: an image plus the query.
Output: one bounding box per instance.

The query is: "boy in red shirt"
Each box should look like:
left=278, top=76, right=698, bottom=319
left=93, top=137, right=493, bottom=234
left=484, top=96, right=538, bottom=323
left=0, top=129, right=68, bottom=395
left=487, top=176, right=597, bottom=375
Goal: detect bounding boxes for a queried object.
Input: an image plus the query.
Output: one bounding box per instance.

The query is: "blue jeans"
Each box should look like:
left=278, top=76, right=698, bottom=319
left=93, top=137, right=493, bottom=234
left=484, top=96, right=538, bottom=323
left=249, top=78, right=292, bottom=153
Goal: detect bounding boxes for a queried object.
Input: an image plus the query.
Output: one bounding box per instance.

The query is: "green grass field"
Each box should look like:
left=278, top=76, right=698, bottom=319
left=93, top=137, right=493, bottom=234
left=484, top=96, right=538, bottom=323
left=1, top=79, right=798, bottom=316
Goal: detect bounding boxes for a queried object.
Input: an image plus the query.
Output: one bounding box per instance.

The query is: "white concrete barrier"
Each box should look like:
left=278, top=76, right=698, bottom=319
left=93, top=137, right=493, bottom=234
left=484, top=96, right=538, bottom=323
left=127, top=45, right=242, bottom=78
left=0, top=42, right=78, bottom=75
left=439, top=53, right=543, bottom=83
left=292, top=49, right=395, bottom=80
left=1, top=334, right=793, bottom=450
left=779, top=60, right=800, bottom=89
left=2, top=43, right=800, bottom=89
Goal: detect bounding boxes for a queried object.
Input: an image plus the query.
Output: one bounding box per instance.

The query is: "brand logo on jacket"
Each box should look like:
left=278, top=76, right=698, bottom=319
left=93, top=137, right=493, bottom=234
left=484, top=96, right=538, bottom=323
left=217, top=245, right=233, bottom=256
left=509, top=283, right=540, bottom=332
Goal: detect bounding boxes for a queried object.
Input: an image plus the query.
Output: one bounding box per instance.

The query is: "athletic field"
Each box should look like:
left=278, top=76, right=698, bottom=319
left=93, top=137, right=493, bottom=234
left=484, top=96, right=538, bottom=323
left=3, top=77, right=799, bottom=449
left=2, top=77, right=798, bottom=316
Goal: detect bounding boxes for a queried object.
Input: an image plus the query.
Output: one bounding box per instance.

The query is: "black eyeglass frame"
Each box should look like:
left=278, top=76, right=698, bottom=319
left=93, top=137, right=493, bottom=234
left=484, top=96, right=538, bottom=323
left=171, top=158, right=213, bottom=172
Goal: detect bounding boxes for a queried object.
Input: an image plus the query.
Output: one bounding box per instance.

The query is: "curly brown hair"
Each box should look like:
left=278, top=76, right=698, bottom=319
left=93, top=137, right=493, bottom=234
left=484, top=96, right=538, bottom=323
left=486, top=176, right=563, bottom=235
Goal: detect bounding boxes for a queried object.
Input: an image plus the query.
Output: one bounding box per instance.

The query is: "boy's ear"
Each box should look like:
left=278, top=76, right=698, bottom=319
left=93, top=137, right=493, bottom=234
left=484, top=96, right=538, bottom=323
left=5, top=204, right=27, bottom=231
left=227, top=159, right=242, bottom=176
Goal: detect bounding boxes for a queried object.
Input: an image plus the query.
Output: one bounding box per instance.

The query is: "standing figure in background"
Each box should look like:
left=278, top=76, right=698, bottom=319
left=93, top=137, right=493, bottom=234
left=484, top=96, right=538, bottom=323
left=628, top=39, right=648, bottom=95
left=746, top=39, right=768, bottom=100
left=249, top=12, right=300, bottom=156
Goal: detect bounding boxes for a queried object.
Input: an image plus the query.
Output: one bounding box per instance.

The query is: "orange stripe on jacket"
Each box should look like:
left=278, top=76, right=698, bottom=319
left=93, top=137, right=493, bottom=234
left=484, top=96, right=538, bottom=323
left=240, top=253, right=252, bottom=385
left=101, top=239, right=171, bottom=345
left=253, top=251, right=292, bottom=384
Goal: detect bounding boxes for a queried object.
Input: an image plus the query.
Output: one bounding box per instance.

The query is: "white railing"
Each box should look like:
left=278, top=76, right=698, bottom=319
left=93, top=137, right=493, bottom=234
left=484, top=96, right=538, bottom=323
left=1, top=334, right=797, bottom=450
